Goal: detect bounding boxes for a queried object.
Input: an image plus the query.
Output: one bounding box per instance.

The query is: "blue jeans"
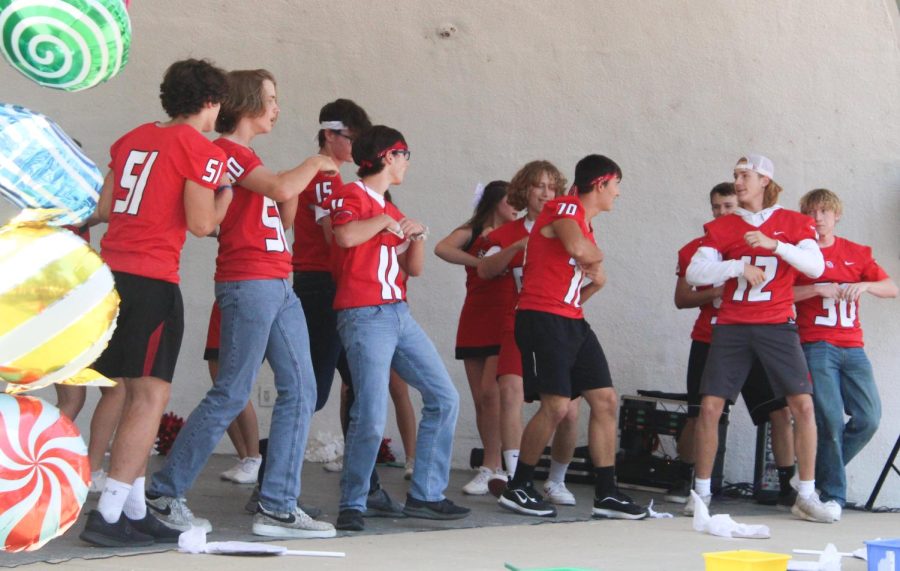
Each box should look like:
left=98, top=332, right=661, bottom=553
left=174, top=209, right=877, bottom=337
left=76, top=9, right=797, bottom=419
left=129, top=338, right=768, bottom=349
left=150, top=279, right=316, bottom=512
left=337, top=302, right=459, bottom=511
left=804, top=341, right=881, bottom=506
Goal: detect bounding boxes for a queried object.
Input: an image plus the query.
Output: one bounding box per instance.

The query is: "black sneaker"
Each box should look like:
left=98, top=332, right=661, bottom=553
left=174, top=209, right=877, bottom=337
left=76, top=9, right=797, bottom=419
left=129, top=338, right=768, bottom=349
left=498, top=484, right=557, bottom=517
left=592, top=492, right=648, bottom=520
left=79, top=510, right=154, bottom=547
left=402, top=495, right=471, bottom=520
left=364, top=487, right=407, bottom=518
left=126, top=513, right=182, bottom=543
left=336, top=509, right=365, bottom=531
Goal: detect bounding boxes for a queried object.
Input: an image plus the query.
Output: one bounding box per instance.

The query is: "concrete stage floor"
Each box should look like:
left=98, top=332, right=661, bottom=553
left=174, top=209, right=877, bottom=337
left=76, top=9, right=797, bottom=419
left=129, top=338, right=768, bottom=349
left=4, top=454, right=898, bottom=570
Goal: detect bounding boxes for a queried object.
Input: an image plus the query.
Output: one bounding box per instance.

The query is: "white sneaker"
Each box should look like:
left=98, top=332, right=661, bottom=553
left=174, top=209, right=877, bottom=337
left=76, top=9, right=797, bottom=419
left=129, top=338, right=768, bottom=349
left=252, top=506, right=336, bottom=539
left=462, top=467, right=494, bottom=495
left=791, top=492, right=835, bottom=523
left=404, top=458, right=415, bottom=481
left=145, top=495, right=212, bottom=532
left=220, top=458, right=242, bottom=481
left=228, top=456, right=261, bottom=484
left=323, top=456, right=343, bottom=473
left=822, top=500, right=842, bottom=522
left=683, top=492, right=711, bottom=517
left=89, top=469, right=107, bottom=494
left=542, top=480, right=576, bottom=506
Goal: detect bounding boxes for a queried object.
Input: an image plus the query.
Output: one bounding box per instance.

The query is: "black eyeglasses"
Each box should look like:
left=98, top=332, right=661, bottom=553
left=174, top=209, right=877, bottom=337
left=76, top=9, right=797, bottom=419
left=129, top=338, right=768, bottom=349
left=391, top=149, right=411, bottom=160
left=331, top=130, right=354, bottom=142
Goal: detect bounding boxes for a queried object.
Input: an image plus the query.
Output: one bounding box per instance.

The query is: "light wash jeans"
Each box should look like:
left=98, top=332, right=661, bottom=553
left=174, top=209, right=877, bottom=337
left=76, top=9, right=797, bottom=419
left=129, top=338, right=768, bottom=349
left=150, top=279, right=316, bottom=512
left=337, top=302, right=459, bottom=512
left=804, top=341, right=881, bottom=506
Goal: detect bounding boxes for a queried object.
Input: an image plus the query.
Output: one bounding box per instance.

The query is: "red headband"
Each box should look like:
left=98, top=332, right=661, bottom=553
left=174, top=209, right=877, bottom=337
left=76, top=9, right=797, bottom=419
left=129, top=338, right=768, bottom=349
left=360, top=140, right=408, bottom=168
left=591, top=174, right=615, bottom=187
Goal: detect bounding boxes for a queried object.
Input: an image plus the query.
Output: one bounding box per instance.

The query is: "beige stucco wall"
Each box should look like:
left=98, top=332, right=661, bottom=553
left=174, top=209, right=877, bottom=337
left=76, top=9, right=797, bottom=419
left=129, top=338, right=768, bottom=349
left=3, top=0, right=898, bottom=506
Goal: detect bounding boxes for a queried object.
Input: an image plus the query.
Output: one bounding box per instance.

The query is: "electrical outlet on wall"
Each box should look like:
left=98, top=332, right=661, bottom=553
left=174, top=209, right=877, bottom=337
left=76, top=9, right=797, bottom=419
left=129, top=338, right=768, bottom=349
left=258, top=385, right=275, bottom=407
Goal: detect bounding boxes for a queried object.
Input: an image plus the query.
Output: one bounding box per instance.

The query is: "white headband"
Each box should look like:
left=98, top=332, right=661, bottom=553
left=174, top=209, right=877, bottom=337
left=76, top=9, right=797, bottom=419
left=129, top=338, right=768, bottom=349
left=320, top=121, right=346, bottom=130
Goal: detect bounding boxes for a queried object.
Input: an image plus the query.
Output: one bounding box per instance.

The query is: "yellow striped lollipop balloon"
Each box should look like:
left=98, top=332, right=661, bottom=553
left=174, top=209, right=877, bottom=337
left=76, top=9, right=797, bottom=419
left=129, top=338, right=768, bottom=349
left=0, top=212, right=119, bottom=393
left=0, top=0, right=131, bottom=92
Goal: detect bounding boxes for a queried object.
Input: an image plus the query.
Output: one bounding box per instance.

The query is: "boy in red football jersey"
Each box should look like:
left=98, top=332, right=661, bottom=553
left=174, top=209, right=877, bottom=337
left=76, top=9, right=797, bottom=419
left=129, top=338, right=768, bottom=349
left=477, top=162, right=581, bottom=504
left=794, top=188, right=897, bottom=521
left=145, top=69, right=337, bottom=539
left=81, top=59, right=234, bottom=547
left=686, top=155, right=833, bottom=523
left=499, top=154, right=646, bottom=519
left=328, top=126, right=469, bottom=531
left=670, top=183, right=796, bottom=506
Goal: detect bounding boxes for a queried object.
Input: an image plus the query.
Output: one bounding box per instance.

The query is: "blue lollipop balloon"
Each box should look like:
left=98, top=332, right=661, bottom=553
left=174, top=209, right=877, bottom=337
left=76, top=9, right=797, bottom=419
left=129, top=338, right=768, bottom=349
left=0, top=103, right=101, bottom=225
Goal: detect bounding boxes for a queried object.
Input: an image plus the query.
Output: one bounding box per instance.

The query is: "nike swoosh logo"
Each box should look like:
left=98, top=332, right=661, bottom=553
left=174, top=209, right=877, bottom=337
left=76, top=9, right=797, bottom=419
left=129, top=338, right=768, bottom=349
left=773, top=231, right=785, bottom=236
left=147, top=503, right=171, bottom=516
left=260, top=510, right=295, bottom=524
left=844, top=261, right=855, bottom=266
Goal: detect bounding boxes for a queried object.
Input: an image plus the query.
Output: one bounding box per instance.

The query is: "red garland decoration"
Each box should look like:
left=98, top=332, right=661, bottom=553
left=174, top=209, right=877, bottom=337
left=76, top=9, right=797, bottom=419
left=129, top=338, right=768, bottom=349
left=155, top=412, right=185, bottom=455
left=376, top=437, right=395, bottom=464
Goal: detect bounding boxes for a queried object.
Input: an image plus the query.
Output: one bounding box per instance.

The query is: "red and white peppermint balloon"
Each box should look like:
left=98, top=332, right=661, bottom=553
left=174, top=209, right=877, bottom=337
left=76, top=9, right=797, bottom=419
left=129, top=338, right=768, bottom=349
left=0, top=394, right=88, bottom=552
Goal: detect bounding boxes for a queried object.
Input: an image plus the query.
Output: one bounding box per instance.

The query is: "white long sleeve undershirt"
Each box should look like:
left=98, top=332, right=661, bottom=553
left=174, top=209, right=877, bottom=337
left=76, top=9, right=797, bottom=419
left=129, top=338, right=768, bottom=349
left=685, top=206, right=825, bottom=286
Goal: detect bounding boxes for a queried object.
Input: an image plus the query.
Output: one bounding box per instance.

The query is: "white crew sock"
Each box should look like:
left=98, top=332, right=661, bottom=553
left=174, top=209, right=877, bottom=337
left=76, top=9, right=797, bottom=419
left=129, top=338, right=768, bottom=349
left=694, top=478, right=711, bottom=497
left=98, top=478, right=132, bottom=524
left=548, top=459, right=569, bottom=484
left=502, top=449, right=520, bottom=476
left=123, top=477, right=147, bottom=519
left=796, top=479, right=816, bottom=499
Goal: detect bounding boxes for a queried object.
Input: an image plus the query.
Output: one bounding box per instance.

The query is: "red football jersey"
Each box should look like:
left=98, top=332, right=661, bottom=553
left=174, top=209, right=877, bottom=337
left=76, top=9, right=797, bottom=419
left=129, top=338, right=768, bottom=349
left=328, top=181, right=408, bottom=310
left=795, top=237, right=888, bottom=347
left=677, top=237, right=716, bottom=343
left=518, top=196, right=594, bottom=319
left=483, top=217, right=533, bottom=330
left=100, top=123, right=227, bottom=284
left=463, top=233, right=515, bottom=309
left=292, top=170, right=344, bottom=272
left=213, top=138, right=291, bottom=282
left=699, top=208, right=818, bottom=325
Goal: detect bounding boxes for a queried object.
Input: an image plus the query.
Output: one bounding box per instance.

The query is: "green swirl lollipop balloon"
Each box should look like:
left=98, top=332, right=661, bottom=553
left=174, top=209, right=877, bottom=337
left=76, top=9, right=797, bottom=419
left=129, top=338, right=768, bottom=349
left=0, top=0, right=131, bottom=92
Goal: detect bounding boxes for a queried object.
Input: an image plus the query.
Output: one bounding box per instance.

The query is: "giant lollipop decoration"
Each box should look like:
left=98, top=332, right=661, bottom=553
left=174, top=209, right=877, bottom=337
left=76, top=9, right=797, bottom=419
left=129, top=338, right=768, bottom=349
left=0, top=0, right=131, bottom=92
left=0, top=212, right=119, bottom=394
left=0, top=103, right=102, bottom=226
left=0, top=393, right=89, bottom=551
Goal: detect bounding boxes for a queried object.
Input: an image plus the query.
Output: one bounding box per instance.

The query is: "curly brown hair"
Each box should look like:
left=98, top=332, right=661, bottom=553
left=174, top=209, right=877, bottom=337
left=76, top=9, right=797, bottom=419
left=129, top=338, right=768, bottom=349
left=215, top=69, right=276, bottom=134
left=506, top=160, right=567, bottom=211
left=159, top=58, right=228, bottom=119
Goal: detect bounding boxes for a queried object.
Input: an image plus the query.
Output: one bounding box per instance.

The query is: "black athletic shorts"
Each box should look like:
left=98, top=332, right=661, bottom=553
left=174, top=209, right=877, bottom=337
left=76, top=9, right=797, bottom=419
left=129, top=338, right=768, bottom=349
left=700, top=323, right=812, bottom=403
left=686, top=339, right=788, bottom=425
left=516, top=310, right=613, bottom=402
left=93, top=271, right=184, bottom=383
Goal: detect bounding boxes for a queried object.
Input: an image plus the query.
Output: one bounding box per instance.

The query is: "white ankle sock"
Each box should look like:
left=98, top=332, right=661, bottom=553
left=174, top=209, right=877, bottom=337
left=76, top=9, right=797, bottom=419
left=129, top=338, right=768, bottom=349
left=98, top=478, right=131, bottom=524
left=548, top=460, right=569, bottom=484
left=123, top=477, right=147, bottom=520
left=694, top=478, right=711, bottom=497
left=503, top=449, right=519, bottom=475
left=796, top=479, right=815, bottom=499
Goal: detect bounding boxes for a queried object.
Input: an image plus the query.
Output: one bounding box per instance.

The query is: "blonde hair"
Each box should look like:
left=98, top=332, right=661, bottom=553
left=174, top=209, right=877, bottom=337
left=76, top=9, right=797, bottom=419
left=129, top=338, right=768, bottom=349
left=799, top=188, right=843, bottom=216
left=506, top=160, right=567, bottom=211
left=215, top=69, right=276, bottom=134
left=762, top=179, right=783, bottom=208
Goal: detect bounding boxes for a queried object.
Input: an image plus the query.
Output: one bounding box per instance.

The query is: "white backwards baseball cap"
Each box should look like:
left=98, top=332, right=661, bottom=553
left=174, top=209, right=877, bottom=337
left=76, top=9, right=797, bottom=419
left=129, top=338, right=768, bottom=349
left=735, top=154, right=774, bottom=180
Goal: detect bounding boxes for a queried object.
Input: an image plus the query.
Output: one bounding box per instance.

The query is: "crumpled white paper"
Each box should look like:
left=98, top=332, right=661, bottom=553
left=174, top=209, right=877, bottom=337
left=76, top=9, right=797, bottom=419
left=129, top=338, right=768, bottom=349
left=788, top=543, right=843, bottom=570
left=178, top=527, right=345, bottom=558
left=690, top=491, right=771, bottom=539
left=304, top=431, right=344, bottom=463
left=647, top=499, right=673, bottom=519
